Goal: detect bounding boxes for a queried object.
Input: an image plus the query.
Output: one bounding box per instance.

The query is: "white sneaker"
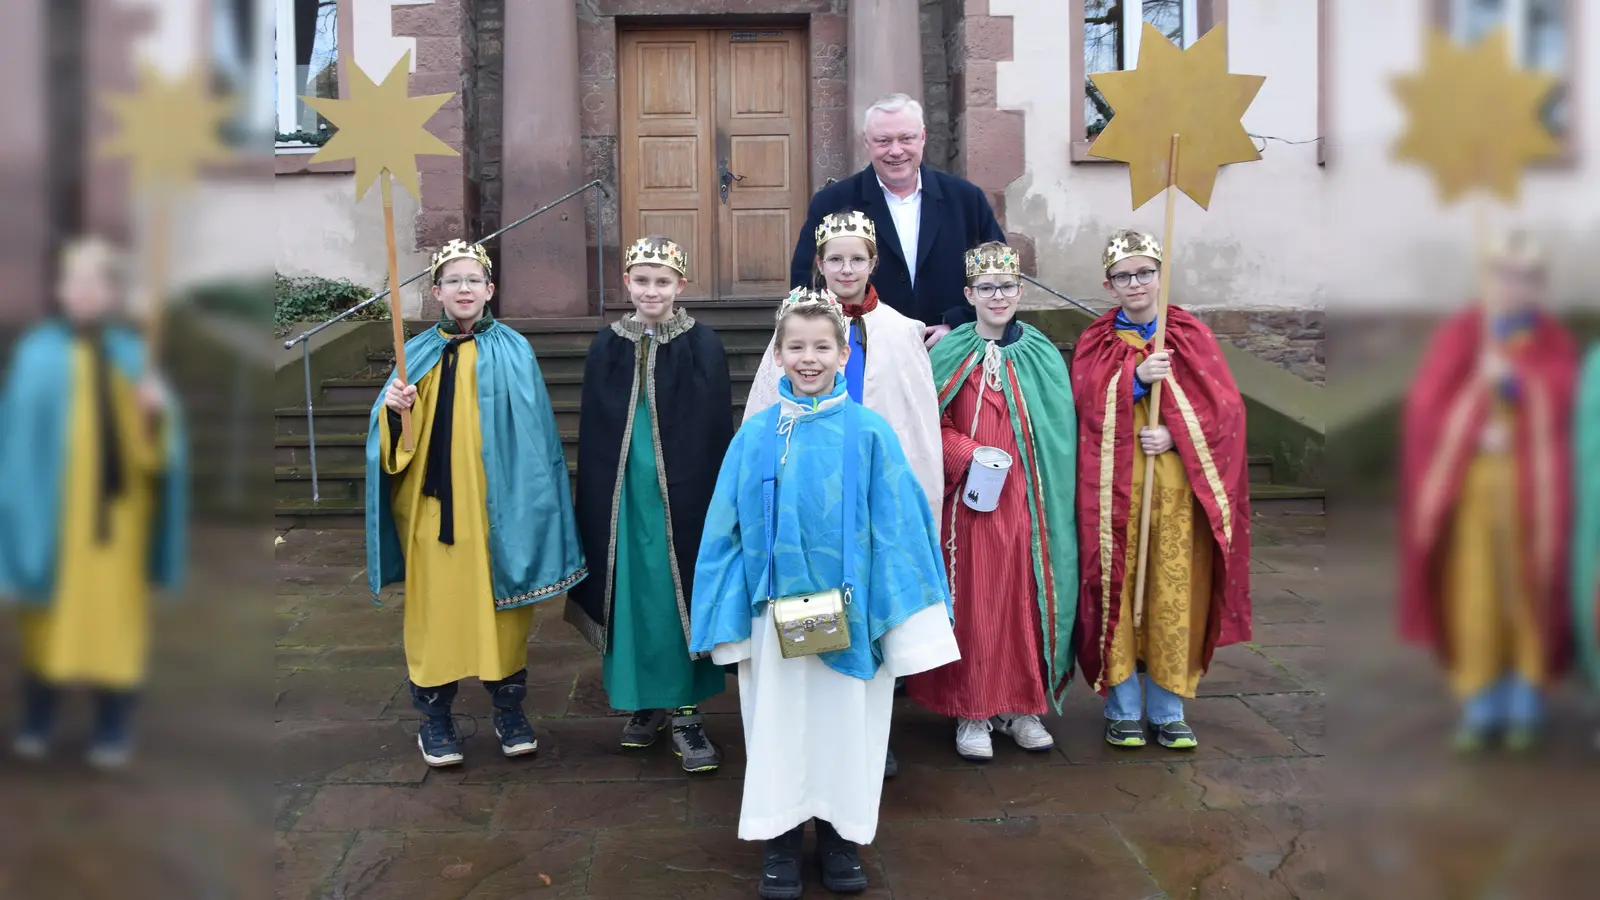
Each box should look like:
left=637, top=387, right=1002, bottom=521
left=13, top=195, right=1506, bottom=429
left=955, top=717, right=994, bottom=761
left=12, top=734, right=48, bottom=762
left=993, top=714, right=1055, bottom=751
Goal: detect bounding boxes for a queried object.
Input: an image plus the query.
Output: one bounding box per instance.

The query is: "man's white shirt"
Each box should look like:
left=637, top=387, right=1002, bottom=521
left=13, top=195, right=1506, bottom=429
left=878, top=171, right=923, bottom=286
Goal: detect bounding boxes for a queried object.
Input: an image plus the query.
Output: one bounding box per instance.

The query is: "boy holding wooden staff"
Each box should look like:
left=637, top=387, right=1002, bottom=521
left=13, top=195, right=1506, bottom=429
left=1070, top=229, right=1251, bottom=749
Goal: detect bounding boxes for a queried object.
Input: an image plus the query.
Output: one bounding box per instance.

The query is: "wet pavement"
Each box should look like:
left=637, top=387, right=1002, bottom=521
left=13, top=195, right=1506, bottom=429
left=274, top=514, right=1332, bottom=899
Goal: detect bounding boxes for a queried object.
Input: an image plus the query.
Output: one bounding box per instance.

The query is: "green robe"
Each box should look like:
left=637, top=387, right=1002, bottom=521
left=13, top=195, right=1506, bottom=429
left=1573, top=345, right=1600, bottom=691
left=601, top=341, right=725, bottom=710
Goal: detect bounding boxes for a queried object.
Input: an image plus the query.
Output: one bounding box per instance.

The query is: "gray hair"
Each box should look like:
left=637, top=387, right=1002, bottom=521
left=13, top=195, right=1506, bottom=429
left=863, top=93, right=925, bottom=132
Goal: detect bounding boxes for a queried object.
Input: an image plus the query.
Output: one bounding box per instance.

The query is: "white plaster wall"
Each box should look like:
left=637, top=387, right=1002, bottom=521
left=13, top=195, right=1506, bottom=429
left=273, top=1, right=438, bottom=318
left=274, top=174, right=432, bottom=315
left=995, top=0, right=1599, bottom=311
left=995, top=0, right=1321, bottom=311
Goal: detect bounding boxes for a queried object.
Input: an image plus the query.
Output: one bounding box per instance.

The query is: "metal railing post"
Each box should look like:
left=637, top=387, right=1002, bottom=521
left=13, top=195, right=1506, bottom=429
left=302, top=341, right=320, bottom=505
left=594, top=185, right=604, bottom=315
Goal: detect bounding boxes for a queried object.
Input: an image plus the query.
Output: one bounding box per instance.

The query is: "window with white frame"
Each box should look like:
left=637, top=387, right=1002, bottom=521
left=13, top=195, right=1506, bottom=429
left=274, top=0, right=339, bottom=146
left=1450, top=0, right=1568, bottom=138
left=1084, top=0, right=1200, bottom=137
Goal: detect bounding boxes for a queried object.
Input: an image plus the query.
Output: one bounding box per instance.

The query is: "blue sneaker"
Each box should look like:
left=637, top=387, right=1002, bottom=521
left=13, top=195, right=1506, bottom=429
left=489, top=683, right=537, bottom=757
left=417, top=715, right=464, bottom=767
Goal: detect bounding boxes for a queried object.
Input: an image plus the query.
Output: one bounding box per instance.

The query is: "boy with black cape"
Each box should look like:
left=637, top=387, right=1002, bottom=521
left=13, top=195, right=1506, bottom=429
left=0, top=236, right=187, bottom=769
left=906, top=242, right=1078, bottom=762
left=567, top=236, right=734, bottom=773
left=367, top=239, right=587, bottom=768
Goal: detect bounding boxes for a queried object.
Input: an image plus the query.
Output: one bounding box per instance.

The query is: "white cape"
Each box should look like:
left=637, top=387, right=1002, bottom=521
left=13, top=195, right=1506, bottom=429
left=744, top=304, right=944, bottom=519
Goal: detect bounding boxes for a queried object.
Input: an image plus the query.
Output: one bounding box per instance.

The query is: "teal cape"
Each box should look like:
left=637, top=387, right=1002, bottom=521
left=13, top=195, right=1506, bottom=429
left=930, top=321, right=1079, bottom=710
left=364, top=318, right=587, bottom=608
left=0, top=319, right=188, bottom=602
left=689, top=374, right=953, bottom=680
left=1574, top=345, right=1600, bottom=690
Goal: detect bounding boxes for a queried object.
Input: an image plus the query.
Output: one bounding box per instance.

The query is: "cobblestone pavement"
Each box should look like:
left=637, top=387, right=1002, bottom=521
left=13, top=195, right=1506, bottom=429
left=273, top=518, right=1333, bottom=898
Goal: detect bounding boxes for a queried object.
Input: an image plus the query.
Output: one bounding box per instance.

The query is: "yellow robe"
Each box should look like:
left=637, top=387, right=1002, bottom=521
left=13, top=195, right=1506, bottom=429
left=1104, top=330, right=1212, bottom=698
left=20, top=340, right=161, bottom=689
left=380, top=335, right=534, bottom=688
left=1440, top=403, right=1543, bottom=698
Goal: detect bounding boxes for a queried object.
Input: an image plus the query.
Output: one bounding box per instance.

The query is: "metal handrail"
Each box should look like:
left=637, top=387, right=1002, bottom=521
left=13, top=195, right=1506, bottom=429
left=1020, top=273, right=1105, bottom=317
left=286, top=179, right=611, bottom=506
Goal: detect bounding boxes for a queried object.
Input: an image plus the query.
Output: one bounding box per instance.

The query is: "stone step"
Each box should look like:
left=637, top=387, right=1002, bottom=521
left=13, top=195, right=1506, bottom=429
left=1249, top=483, right=1325, bottom=515
left=1248, top=455, right=1272, bottom=484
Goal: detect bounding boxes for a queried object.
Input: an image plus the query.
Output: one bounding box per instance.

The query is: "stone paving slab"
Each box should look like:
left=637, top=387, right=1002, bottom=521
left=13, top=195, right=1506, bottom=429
left=275, top=516, right=1331, bottom=898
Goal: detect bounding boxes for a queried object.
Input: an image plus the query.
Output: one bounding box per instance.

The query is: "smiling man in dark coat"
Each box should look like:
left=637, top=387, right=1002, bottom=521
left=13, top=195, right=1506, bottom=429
left=789, top=92, right=1005, bottom=349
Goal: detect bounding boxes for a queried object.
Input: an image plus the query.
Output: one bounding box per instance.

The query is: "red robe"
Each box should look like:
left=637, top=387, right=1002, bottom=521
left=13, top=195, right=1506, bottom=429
left=1070, top=307, right=1252, bottom=694
left=906, top=363, right=1048, bottom=718
left=1397, top=306, right=1576, bottom=677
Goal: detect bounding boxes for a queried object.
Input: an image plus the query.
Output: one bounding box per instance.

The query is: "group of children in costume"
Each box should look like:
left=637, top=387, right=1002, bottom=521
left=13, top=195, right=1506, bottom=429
left=363, top=211, right=1253, bottom=898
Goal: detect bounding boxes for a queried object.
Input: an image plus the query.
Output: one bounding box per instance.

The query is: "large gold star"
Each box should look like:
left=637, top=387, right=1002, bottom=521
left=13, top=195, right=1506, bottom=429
left=1088, top=22, right=1264, bottom=210
left=1391, top=26, right=1559, bottom=204
left=303, top=51, right=458, bottom=200
left=99, top=62, right=233, bottom=189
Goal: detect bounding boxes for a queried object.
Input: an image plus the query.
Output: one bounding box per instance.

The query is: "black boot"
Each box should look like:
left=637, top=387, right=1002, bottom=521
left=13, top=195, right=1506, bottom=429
left=13, top=675, right=59, bottom=761
left=814, top=818, right=867, bottom=893
left=483, top=670, right=536, bottom=757
left=87, top=688, right=138, bottom=770
left=410, top=681, right=463, bottom=767
left=759, top=822, right=806, bottom=900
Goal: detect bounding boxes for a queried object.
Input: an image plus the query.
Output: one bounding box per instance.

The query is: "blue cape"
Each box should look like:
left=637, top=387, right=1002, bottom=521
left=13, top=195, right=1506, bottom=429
left=364, top=320, right=587, bottom=608
left=689, top=374, right=953, bottom=679
left=0, top=319, right=188, bottom=602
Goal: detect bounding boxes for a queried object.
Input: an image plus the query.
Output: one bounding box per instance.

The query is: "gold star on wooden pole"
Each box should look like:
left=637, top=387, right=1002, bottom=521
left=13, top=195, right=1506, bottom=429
left=301, top=50, right=460, bottom=451
left=99, top=62, right=234, bottom=362
left=1391, top=26, right=1559, bottom=205
left=1086, top=21, right=1265, bottom=630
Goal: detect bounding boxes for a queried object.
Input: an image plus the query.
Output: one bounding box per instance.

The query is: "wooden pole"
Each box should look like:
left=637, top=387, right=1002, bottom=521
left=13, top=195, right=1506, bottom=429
left=381, top=172, right=415, bottom=451
left=144, top=189, right=172, bottom=364
left=1131, top=133, right=1181, bottom=629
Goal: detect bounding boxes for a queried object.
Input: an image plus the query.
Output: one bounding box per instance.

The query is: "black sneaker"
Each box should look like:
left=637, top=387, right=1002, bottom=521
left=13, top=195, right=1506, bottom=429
left=759, top=823, right=806, bottom=900
left=670, top=712, right=721, bottom=773
left=418, top=715, right=465, bottom=766
left=620, top=709, right=669, bottom=749
left=1104, top=719, right=1147, bottom=748
left=492, top=706, right=538, bottom=757
left=1151, top=720, right=1198, bottom=750
left=814, top=818, right=868, bottom=893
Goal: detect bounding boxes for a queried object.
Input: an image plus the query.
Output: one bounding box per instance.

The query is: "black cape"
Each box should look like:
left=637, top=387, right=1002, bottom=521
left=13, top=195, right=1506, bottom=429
left=565, top=309, right=734, bottom=654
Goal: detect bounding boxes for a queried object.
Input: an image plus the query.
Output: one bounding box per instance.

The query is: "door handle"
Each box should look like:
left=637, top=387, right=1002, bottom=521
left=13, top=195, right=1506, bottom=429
left=718, top=158, right=744, bottom=203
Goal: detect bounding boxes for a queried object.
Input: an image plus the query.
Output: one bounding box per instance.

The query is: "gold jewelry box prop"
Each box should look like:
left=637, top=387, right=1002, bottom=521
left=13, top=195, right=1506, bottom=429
left=773, top=587, right=852, bottom=659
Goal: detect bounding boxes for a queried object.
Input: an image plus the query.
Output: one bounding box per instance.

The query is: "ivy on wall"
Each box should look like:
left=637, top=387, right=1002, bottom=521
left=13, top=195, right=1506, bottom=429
left=275, top=129, right=334, bottom=147
left=274, top=273, right=386, bottom=334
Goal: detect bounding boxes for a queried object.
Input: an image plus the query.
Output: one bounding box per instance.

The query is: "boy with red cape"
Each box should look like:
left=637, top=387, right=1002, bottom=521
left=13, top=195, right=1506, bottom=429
left=1399, top=231, right=1576, bottom=752
left=1071, top=230, right=1251, bottom=750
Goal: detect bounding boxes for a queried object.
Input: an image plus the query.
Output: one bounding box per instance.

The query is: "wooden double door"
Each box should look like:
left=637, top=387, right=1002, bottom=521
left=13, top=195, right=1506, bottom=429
left=619, top=28, right=811, bottom=302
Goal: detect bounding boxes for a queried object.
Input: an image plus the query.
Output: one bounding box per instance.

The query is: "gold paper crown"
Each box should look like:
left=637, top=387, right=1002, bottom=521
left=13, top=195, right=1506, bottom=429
left=777, top=285, right=847, bottom=328
left=965, top=244, right=1022, bottom=279
left=815, top=211, right=876, bottom=250
left=431, top=238, right=492, bottom=276
left=624, top=237, right=688, bottom=276
left=1102, top=230, right=1163, bottom=271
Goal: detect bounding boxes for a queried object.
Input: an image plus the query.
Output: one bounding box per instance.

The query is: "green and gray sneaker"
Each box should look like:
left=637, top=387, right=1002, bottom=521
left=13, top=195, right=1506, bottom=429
left=671, top=711, right=721, bottom=773
left=1152, top=721, right=1198, bottom=750
left=1105, top=719, right=1146, bottom=747
left=620, top=709, right=669, bottom=749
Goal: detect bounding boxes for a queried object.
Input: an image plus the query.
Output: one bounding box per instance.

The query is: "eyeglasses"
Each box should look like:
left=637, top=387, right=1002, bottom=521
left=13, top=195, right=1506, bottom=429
left=822, top=255, right=872, bottom=272
left=440, top=276, right=488, bottom=290
left=971, top=282, right=1021, bottom=300
left=1109, top=268, right=1158, bottom=288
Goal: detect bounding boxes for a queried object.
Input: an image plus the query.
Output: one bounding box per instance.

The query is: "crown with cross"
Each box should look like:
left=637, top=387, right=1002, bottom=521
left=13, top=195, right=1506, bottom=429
left=623, top=237, right=689, bottom=277
left=815, top=210, right=877, bottom=250
left=1102, top=230, right=1164, bottom=272
left=430, top=238, right=493, bottom=276
left=965, top=243, right=1022, bottom=279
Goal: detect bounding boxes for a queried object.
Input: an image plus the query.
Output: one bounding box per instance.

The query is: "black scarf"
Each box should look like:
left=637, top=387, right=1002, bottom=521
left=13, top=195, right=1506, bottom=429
left=77, top=327, right=125, bottom=544
left=418, top=311, right=494, bottom=545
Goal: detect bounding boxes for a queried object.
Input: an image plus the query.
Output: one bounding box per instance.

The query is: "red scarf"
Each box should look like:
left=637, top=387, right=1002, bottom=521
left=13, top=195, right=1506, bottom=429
left=841, top=285, right=879, bottom=319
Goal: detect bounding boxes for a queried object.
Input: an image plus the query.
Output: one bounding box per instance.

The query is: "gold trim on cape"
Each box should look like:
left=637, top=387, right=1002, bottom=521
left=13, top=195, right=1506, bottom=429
left=1165, top=375, right=1233, bottom=549
left=1093, top=369, right=1121, bottom=692
left=1415, top=382, right=1483, bottom=548
left=610, top=307, right=695, bottom=343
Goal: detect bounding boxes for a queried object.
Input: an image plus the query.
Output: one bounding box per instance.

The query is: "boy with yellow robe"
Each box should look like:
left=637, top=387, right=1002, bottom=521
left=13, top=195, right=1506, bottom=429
left=366, top=239, right=586, bottom=767
left=0, top=237, right=187, bottom=769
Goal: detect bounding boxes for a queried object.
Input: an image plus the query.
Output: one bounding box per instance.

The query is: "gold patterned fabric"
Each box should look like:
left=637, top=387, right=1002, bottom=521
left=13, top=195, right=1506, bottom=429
left=1441, top=435, right=1544, bottom=698
left=1103, top=331, right=1211, bottom=698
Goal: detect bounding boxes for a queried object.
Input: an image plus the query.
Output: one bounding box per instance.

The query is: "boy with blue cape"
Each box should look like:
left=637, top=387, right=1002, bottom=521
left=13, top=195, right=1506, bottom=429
left=0, top=237, right=187, bottom=769
left=366, top=239, right=586, bottom=768
left=690, top=288, right=959, bottom=900
left=906, top=242, right=1078, bottom=763
left=567, top=236, right=733, bottom=773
